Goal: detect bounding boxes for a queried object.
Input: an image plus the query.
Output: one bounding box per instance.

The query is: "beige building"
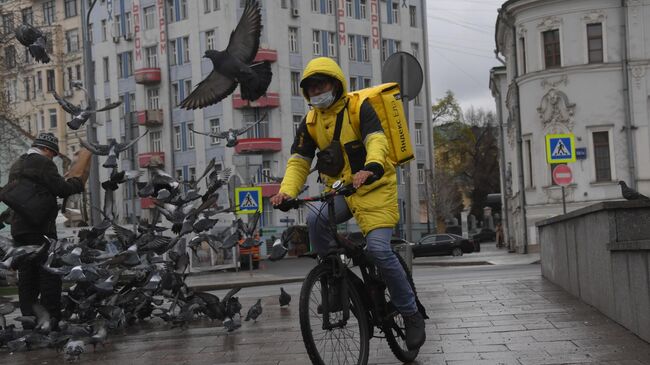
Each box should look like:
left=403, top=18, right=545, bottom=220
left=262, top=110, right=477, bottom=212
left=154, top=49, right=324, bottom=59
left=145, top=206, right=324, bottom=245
left=0, top=0, right=88, bottom=222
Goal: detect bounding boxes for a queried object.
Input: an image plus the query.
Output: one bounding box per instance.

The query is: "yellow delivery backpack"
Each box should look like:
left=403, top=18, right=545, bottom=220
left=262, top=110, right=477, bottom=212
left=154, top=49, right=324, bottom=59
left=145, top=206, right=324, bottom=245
left=348, top=82, right=415, bottom=166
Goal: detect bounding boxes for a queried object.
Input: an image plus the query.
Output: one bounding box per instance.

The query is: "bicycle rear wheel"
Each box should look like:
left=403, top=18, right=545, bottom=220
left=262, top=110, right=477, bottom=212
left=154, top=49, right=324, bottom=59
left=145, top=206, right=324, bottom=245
left=383, top=251, right=420, bottom=363
left=299, top=264, right=370, bottom=365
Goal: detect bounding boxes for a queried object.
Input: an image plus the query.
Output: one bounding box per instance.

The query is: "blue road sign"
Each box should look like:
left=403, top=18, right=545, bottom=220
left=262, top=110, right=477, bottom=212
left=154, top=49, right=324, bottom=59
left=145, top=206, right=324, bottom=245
left=546, top=134, right=576, bottom=164
left=235, top=187, right=262, bottom=215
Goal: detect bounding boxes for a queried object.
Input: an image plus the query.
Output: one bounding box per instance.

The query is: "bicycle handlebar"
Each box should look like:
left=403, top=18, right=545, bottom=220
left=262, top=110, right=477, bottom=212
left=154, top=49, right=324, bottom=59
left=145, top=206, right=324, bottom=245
left=273, top=181, right=357, bottom=212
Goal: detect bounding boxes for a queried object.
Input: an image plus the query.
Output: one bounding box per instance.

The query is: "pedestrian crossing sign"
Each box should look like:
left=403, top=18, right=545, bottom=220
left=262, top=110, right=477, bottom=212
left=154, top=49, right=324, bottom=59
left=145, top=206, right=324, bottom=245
left=546, top=134, right=576, bottom=164
left=235, top=187, right=263, bottom=215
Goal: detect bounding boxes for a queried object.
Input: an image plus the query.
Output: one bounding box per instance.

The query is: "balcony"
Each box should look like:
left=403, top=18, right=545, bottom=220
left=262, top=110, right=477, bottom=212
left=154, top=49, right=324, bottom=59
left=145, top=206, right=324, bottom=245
left=232, top=92, right=280, bottom=109
left=134, top=68, right=161, bottom=85
left=136, top=109, right=163, bottom=127
left=259, top=183, right=281, bottom=198
left=138, top=152, right=165, bottom=168
left=254, top=48, right=278, bottom=63
left=140, top=197, right=156, bottom=209
left=234, top=138, right=282, bottom=154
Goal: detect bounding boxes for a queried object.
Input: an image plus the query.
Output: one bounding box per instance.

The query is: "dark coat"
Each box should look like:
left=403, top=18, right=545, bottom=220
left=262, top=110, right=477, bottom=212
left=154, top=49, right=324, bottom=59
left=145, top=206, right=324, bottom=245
left=8, top=152, right=84, bottom=242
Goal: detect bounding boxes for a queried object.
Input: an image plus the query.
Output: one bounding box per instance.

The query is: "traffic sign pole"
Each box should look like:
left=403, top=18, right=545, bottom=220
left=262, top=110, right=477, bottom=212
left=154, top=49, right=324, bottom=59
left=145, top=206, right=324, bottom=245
left=561, top=186, right=566, bottom=214
left=552, top=164, right=573, bottom=214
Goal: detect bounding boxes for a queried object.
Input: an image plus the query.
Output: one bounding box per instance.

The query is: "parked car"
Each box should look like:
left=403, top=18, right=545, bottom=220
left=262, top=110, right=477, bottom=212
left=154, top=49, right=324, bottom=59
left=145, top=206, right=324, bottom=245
left=472, top=228, right=496, bottom=243
left=412, top=234, right=476, bottom=258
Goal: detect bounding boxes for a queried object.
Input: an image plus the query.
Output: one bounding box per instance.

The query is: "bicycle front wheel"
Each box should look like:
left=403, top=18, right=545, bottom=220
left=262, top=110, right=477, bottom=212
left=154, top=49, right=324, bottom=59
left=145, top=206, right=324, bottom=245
left=299, top=264, right=370, bottom=365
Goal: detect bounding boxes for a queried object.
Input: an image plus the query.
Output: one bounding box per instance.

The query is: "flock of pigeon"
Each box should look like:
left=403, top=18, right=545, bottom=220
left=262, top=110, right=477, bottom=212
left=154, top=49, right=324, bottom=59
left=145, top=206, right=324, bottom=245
left=0, top=154, right=292, bottom=360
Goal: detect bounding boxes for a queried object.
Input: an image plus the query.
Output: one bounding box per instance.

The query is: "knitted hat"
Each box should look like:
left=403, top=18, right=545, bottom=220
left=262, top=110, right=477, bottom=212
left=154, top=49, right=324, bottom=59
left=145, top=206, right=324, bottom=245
left=32, top=132, right=60, bottom=155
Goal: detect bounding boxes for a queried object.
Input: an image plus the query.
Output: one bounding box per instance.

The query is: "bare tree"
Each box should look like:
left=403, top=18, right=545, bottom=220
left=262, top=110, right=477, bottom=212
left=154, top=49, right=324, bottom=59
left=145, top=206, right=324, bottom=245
left=432, top=170, right=463, bottom=233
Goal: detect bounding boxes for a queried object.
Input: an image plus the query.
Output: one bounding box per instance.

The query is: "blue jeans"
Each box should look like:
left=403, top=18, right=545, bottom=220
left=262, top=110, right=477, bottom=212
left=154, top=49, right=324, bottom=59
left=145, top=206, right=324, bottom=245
left=306, top=195, right=418, bottom=315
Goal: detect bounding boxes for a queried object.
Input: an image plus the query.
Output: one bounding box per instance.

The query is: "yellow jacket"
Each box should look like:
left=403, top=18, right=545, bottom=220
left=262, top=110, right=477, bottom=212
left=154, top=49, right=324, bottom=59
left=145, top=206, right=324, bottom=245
left=279, top=57, right=399, bottom=235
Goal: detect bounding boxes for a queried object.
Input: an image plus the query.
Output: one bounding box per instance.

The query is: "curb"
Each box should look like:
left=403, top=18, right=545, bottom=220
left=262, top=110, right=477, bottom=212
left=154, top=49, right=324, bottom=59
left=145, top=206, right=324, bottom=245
left=413, top=261, right=493, bottom=267
left=188, top=276, right=305, bottom=291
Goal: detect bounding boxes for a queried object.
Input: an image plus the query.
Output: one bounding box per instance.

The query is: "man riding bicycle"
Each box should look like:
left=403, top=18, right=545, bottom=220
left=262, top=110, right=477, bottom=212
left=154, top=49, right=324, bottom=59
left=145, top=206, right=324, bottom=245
left=270, top=57, right=425, bottom=350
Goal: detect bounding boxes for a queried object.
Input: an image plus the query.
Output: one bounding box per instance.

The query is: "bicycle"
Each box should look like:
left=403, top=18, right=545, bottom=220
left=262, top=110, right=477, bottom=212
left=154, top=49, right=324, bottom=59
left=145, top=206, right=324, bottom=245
left=274, top=180, right=428, bottom=365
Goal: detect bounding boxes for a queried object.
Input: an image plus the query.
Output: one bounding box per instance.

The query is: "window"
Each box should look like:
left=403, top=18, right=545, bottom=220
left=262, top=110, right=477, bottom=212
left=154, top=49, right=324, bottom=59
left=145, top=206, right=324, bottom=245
left=349, top=77, right=357, bottom=91
left=4, top=46, right=16, bottom=68
left=174, top=126, right=181, bottom=150
left=289, top=27, right=299, bottom=53
left=144, top=6, right=155, bottom=29
left=543, top=29, right=561, bottom=69
left=291, top=71, right=301, bottom=96
left=363, top=78, right=371, bottom=88
left=348, top=35, right=357, bottom=61
left=409, top=5, right=416, bottom=27
left=169, top=40, right=177, bottom=65
left=206, top=30, right=215, bottom=51
left=101, top=20, right=107, bottom=41
left=24, top=78, right=30, bottom=101
left=345, top=0, right=352, bottom=17
left=311, top=0, right=319, bottom=12
left=36, top=71, right=42, bottom=92
left=145, top=46, right=158, bottom=68
left=391, top=3, right=399, bottom=24
left=64, top=0, right=77, bottom=18
left=150, top=131, right=162, bottom=152
left=415, top=123, right=422, bottom=145
left=519, top=37, right=527, bottom=74
left=587, top=23, right=603, bottom=63
left=167, top=0, right=176, bottom=22
left=261, top=161, right=271, bottom=183
left=328, top=32, right=337, bottom=58
left=189, top=167, right=196, bottom=182
left=49, top=109, right=57, bottom=128
left=182, top=36, right=190, bottom=63
left=184, top=80, right=192, bottom=99
left=102, top=57, right=109, bottom=82
left=1, top=14, right=13, bottom=35
left=66, top=67, right=73, bottom=90
left=46, top=69, right=55, bottom=92
left=117, top=52, right=133, bottom=78
left=204, top=0, right=211, bottom=13
left=147, top=88, right=160, bottom=109
left=410, top=42, right=419, bottom=60
left=381, top=39, right=388, bottom=61
left=66, top=29, right=79, bottom=52
left=210, top=119, right=221, bottom=144
left=76, top=65, right=82, bottom=81
left=293, top=115, right=302, bottom=136
left=213, top=0, right=220, bottom=10
left=312, top=30, right=321, bottom=55
left=172, top=83, right=180, bottom=105
left=180, top=0, right=188, bottom=19
left=417, top=163, right=425, bottom=184
left=524, top=138, right=534, bottom=187
left=593, top=131, right=611, bottom=181
left=176, top=169, right=183, bottom=181
left=21, top=7, right=33, bottom=25
left=360, top=36, right=368, bottom=61
left=43, top=1, right=55, bottom=25
left=187, top=123, right=195, bottom=148
left=359, top=0, right=366, bottom=19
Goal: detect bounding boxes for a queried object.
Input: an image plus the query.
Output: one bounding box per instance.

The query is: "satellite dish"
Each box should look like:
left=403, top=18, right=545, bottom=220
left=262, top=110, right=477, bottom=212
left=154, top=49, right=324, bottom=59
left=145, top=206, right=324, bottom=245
left=381, top=52, right=423, bottom=101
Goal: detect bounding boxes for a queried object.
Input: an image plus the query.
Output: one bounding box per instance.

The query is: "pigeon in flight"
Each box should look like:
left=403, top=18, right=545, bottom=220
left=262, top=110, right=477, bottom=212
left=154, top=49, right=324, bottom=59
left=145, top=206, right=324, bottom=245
left=244, top=299, right=262, bottom=322
left=78, top=131, right=148, bottom=168
left=279, top=287, right=291, bottom=307
left=188, top=113, right=267, bottom=148
left=53, top=92, right=122, bottom=130
left=179, top=0, right=272, bottom=109
left=619, top=181, right=650, bottom=201
left=14, top=23, right=50, bottom=64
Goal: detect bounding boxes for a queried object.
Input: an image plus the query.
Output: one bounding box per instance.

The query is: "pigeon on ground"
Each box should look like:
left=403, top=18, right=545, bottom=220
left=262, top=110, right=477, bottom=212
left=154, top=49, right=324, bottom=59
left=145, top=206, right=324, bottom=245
left=244, top=299, right=262, bottom=322
left=188, top=113, right=267, bottom=147
left=63, top=339, right=86, bottom=361
left=79, top=131, right=148, bottom=168
left=179, top=0, right=272, bottom=109
left=223, top=313, right=242, bottom=332
left=52, top=91, right=122, bottom=130
left=279, top=287, right=291, bottom=307
left=14, top=23, right=50, bottom=63
left=619, top=181, right=650, bottom=201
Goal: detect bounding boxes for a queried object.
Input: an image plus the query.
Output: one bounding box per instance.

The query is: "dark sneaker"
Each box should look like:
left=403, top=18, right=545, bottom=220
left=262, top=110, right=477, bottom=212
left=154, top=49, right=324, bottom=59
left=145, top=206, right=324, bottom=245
left=403, top=311, right=426, bottom=350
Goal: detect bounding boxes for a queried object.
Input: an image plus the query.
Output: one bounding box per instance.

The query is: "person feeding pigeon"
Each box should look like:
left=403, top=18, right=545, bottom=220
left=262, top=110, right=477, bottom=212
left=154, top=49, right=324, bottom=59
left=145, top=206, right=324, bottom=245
left=4, top=132, right=84, bottom=329
left=270, top=57, right=426, bottom=351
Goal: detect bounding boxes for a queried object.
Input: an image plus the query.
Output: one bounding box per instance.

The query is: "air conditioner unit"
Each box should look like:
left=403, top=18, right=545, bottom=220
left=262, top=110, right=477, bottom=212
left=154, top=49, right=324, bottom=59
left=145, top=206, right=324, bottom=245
left=124, top=33, right=133, bottom=41
left=63, top=89, right=73, bottom=97
left=112, top=36, right=120, bottom=43
left=291, top=8, right=299, bottom=17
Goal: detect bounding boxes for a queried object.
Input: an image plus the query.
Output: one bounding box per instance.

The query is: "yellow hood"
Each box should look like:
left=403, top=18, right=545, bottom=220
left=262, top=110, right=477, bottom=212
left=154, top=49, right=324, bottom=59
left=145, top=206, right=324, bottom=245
left=300, top=57, right=348, bottom=101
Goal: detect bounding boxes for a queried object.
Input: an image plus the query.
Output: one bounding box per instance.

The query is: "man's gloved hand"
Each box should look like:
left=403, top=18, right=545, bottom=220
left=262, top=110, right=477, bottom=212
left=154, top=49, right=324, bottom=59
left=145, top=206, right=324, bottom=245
left=352, top=171, right=374, bottom=189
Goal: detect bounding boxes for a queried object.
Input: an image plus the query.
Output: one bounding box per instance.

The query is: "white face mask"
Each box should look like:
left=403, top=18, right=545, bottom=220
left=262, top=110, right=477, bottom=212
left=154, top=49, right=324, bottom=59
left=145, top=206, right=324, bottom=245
left=310, top=90, right=335, bottom=109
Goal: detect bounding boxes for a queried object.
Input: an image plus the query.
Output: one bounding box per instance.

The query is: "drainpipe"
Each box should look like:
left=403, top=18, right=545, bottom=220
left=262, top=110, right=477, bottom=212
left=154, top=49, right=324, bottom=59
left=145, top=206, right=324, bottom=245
left=163, top=0, right=176, bottom=185
left=621, top=0, right=637, bottom=188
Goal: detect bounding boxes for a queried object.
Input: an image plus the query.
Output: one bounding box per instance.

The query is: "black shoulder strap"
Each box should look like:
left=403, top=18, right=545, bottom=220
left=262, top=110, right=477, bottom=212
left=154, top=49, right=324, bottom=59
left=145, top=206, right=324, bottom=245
left=332, top=101, right=348, bottom=142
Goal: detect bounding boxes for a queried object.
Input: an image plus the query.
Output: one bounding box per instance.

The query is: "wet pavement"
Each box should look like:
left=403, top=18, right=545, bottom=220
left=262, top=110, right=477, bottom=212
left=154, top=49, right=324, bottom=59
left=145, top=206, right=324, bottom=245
left=2, top=261, right=650, bottom=364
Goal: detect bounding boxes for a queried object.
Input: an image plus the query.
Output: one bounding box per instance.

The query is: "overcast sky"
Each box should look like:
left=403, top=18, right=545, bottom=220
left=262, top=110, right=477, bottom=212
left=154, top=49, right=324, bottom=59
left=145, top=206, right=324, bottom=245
left=426, top=0, right=505, bottom=113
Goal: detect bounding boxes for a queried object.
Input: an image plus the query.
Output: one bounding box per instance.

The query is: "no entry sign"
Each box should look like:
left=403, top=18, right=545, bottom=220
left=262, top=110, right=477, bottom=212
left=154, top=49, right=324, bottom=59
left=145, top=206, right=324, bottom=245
left=552, top=164, right=573, bottom=186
